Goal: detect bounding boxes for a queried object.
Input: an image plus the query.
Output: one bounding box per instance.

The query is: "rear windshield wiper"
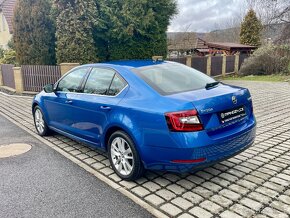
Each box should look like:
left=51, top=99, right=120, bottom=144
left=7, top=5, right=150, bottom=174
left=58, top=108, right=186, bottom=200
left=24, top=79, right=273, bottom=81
left=205, top=81, right=220, bottom=89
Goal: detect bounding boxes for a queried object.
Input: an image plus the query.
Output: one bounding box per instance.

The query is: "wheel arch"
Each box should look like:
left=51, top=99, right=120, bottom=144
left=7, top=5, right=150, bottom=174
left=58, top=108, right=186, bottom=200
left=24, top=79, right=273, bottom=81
left=104, top=126, right=124, bottom=150
left=103, top=124, right=142, bottom=154
left=32, top=101, right=39, bottom=113
left=32, top=100, right=50, bottom=125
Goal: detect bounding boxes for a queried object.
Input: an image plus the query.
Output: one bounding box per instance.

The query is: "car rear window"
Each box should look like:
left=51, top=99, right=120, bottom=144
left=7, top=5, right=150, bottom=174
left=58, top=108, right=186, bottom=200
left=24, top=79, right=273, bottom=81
left=132, top=62, right=216, bottom=95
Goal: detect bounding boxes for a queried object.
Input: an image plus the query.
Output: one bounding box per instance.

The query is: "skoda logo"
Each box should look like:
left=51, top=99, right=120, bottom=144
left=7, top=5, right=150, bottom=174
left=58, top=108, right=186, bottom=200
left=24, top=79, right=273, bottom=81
left=232, top=96, right=237, bottom=104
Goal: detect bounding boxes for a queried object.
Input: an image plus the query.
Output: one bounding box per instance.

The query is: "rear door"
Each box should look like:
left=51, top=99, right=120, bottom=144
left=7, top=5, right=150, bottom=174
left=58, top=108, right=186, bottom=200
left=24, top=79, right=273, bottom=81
left=68, top=67, right=128, bottom=147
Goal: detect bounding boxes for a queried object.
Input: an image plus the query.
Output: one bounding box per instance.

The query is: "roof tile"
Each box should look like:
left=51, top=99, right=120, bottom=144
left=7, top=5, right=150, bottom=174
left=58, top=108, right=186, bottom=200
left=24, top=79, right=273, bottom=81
left=0, top=0, right=17, bottom=33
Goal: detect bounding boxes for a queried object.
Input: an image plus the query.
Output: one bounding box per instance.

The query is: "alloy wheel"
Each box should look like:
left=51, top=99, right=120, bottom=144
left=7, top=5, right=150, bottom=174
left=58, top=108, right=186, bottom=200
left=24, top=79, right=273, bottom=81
left=34, top=108, right=45, bottom=134
left=110, top=137, right=134, bottom=176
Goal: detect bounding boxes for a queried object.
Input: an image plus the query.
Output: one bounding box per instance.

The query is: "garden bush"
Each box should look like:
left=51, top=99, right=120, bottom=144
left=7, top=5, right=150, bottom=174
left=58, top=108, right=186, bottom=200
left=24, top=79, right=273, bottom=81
left=0, top=50, right=17, bottom=65
left=239, top=44, right=290, bottom=75
left=0, top=48, right=4, bottom=59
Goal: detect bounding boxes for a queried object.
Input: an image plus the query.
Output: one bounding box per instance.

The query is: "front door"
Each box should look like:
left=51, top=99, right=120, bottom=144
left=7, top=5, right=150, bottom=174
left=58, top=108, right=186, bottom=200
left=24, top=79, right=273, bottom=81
left=43, top=67, right=90, bottom=135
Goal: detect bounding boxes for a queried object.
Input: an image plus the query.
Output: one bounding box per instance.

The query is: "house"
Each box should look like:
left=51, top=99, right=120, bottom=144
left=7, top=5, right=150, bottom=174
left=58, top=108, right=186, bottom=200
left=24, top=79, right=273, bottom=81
left=193, top=39, right=257, bottom=56
left=193, top=38, right=210, bottom=56
left=205, top=41, right=257, bottom=55
left=167, top=33, right=257, bottom=57
left=167, top=32, right=197, bottom=56
left=0, top=0, right=17, bottom=49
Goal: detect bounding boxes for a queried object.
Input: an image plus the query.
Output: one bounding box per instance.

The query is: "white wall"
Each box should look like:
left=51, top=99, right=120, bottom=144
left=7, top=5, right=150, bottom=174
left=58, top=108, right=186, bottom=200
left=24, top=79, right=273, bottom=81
left=0, top=12, right=12, bottom=49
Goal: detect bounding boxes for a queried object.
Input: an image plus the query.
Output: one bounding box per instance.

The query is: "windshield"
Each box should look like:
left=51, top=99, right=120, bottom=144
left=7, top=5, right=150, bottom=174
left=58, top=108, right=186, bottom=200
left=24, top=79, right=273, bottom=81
left=132, top=62, right=216, bottom=95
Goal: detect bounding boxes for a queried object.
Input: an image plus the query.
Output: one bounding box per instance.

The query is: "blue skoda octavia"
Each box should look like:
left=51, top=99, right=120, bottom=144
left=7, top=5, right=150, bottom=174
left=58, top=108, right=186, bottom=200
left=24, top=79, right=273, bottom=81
left=32, top=60, right=256, bottom=180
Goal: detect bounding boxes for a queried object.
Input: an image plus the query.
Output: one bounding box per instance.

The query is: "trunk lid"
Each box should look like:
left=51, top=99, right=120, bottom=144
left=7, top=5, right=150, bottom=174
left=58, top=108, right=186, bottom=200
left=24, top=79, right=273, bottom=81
left=168, top=84, right=253, bottom=133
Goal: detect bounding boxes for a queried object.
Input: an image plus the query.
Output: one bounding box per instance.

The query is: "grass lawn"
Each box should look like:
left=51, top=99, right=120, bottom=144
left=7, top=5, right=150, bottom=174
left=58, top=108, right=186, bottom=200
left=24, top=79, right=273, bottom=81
left=221, top=74, right=290, bottom=82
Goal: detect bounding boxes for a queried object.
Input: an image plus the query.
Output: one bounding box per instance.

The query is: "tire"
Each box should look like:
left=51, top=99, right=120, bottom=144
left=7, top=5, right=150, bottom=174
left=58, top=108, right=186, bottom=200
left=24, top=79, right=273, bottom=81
left=108, top=131, right=144, bottom=180
left=33, top=106, right=50, bottom=136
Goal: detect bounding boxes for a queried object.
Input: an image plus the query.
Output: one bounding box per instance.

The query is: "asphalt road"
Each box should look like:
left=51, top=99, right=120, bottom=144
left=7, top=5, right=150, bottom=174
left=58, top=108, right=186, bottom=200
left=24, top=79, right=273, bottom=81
left=0, top=114, right=151, bottom=218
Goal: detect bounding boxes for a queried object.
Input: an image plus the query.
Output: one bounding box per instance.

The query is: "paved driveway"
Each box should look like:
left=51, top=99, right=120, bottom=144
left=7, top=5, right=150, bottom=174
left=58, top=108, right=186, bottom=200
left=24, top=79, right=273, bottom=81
left=0, top=114, right=150, bottom=218
left=0, top=81, right=290, bottom=218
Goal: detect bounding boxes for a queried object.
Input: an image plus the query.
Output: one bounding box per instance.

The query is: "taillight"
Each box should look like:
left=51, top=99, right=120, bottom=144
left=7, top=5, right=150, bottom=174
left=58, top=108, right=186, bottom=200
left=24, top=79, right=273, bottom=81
left=165, top=110, right=203, bottom=132
left=248, top=96, right=253, bottom=114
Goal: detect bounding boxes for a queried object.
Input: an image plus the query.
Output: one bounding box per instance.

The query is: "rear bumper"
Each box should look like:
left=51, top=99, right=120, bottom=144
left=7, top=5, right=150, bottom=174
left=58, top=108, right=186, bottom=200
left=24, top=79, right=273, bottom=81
left=141, top=121, right=256, bottom=173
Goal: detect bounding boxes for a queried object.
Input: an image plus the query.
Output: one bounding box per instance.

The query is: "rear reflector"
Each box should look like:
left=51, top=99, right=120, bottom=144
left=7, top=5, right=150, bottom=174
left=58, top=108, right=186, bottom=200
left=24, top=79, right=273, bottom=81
left=171, top=158, right=206, bottom=163
left=165, top=109, right=203, bottom=132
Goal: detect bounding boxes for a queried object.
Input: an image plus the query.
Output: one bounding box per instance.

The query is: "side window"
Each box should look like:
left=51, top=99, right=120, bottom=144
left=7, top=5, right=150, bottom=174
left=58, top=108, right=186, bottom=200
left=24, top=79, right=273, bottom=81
left=84, top=68, right=115, bottom=95
left=57, top=68, right=88, bottom=92
left=107, top=74, right=127, bottom=96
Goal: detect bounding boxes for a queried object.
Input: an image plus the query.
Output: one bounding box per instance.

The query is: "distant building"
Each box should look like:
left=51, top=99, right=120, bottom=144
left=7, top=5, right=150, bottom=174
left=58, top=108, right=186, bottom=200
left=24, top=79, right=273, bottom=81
left=193, top=38, right=210, bottom=56
left=0, top=0, right=17, bottom=49
left=195, top=39, right=257, bottom=56
left=167, top=33, right=257, bottom=57
left=167, top=32, right=197, bottom=56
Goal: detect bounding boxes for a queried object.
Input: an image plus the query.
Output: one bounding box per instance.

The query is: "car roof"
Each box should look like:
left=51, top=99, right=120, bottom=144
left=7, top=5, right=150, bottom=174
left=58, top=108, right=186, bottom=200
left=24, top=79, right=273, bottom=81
left=83, top=60, right=170, bottom=69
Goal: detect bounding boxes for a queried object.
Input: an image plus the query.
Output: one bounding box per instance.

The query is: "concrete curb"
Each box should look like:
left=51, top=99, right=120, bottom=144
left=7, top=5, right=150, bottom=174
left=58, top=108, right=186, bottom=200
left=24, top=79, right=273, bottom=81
left=0, top=91, right=33, bottom=99
left=0, top=110, right=168, bottom=218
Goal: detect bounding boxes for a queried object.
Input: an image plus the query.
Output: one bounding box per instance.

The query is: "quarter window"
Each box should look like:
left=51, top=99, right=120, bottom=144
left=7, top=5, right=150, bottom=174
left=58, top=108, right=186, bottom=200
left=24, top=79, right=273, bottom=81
left=107, top=74, right=127, bottom=96
left=57, top=68, right=88, bottom=92
left=84, top=68, right=115, bottom=95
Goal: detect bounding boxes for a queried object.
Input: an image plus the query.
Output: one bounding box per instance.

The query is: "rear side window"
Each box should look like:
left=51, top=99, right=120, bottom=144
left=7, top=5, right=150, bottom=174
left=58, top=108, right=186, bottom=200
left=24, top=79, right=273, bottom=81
left=84, top=68, right=115, bottom=95
left=133, top=63, right=215, bottom=95
left=83, top=68, right=127, bottom=96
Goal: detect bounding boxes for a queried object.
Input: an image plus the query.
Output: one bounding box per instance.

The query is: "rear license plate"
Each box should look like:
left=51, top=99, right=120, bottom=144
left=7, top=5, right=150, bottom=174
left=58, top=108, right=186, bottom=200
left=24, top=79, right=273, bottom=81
left=219, top=106, right=246, bottom=123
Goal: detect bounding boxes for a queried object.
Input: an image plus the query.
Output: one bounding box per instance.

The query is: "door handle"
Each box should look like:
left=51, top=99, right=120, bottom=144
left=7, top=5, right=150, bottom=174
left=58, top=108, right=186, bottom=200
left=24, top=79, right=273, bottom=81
left=100, top=106, right=111, bottom=110
left=65, top=100, right=73, bottom=104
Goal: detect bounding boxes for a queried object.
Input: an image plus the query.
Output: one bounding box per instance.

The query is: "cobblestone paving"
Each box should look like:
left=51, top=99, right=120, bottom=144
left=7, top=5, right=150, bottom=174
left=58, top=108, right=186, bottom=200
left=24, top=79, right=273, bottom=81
left=1, top=81, right=290, bottom=218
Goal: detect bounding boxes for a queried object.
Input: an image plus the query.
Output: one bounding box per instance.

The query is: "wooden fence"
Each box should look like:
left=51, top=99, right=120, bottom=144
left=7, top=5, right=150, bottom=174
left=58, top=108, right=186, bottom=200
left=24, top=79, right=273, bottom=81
left=0, top=55, right=249, bottom=94
left=0, top=63, right=78, bottom=93
left=226, top=55, right=235, bottom=73
left=167, top=57, right=187, bottom=65
left=1, top=64, right=15, bottom=89
left=192, top=57, right=207, bottom=74
left=211, top=56, right=223, bottom=76
left=168, top=54, right=249, bottom=77
left=22, top=65, right=61, bottom=92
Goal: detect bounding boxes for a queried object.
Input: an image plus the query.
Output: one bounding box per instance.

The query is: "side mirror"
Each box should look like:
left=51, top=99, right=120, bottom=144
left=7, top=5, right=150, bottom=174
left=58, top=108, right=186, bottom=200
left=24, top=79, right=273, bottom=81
left=43, top=84, right=54, bottom=93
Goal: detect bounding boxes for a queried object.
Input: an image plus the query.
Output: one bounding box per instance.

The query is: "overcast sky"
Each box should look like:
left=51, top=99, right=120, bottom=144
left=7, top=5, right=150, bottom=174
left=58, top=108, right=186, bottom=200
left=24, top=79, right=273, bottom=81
left=168, top=0, right=247, bottom=32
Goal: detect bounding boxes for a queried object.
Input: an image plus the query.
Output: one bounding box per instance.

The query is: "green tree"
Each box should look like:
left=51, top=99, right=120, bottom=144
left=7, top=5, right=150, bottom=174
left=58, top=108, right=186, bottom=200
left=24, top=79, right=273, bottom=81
left=53, top=0, right=176, bottom=63
left=53, top=0, right=98, bottom=64
left=95, top=0, right=177, bottom=61
left=240, top=9, right=263, bottom=46
left=13, top=0, right=56, bottom=65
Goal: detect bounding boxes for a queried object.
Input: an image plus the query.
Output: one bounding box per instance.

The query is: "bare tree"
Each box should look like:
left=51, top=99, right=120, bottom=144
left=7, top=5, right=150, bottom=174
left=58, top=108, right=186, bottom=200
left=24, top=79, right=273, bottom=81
left=253, top=0, right=289, bottom=24
left=254, top=0, right=290, bottom=42
left=246, top=0, right=257, bottom=9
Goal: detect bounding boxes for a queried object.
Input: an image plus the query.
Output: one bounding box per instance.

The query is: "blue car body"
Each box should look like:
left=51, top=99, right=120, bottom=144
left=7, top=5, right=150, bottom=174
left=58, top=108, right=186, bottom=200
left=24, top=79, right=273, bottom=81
left=33, top=60, right=256, bottom=173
